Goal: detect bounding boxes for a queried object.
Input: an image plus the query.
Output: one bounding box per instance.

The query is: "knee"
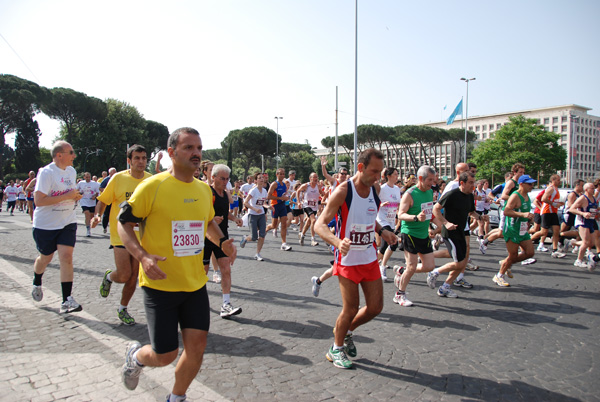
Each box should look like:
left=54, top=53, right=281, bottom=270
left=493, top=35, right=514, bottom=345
left=366, top=300, right=383, bottom=317
left=341, top=305, right=359, bottom=318
left=155, top=350, right=178, bottom=367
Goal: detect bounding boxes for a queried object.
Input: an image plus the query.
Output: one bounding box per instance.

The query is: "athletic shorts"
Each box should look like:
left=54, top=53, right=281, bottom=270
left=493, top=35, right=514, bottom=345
left=7, top=200, right=16, bottom=209
left=303, top=207, right=317, bottom=217
left=333, top=259, right=380, bottom=284
left=27, top=196, right=34, bottom=202
left=378, top=225, right=398, bottom=254
left=271, top=202, right=288, bottom=219
left=292, top=209, right=304, bottom=217
left=109, top=245, right=126, bottom=249
left=203, top=238, right=227, bottom=265
left=576, top=218, right=597, bottom=234
left=229, top=200, right=239, bottom=209
left=249, top=213, right=266, bottom=240
left=533, top=213, right=541, bottom=225
left=565, top=213, right=576, bottom=228
left=143, top=286, right=210, bottom=354
left=541, top=213, right=560, bottom=229
left=443, top=231, right=468, bottom=262
left=81, top=206, right=95, bottom=213
left=32, top=223, right=77, bottom=256
left=400, top=233, right=433, bottom=255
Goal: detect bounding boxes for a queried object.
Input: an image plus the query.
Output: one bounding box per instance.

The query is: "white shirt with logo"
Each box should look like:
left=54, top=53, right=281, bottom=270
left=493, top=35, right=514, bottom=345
left=33, top=163, right=78, bottom=230
left=247, top=186, right=268, bottom=216
left=77, top=180, right=101, bottom=208
left=376, top=183, right=401, bottom=228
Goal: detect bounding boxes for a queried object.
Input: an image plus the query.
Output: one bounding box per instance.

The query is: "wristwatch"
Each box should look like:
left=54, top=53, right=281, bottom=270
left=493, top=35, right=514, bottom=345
left=413, top=215, right=419, bottom=222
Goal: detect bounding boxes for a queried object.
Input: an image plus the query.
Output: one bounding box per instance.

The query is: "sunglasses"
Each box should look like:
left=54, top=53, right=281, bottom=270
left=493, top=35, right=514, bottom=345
left=61, top=150, right=75, bottom=155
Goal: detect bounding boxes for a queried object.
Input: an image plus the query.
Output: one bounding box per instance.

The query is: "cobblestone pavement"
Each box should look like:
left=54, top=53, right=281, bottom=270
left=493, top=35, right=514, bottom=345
left=0, top=209, right=598, bottom=401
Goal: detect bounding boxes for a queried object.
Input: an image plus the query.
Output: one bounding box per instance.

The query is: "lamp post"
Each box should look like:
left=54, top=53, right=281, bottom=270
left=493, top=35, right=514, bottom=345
left=274, top=116, right=283, bottom=169
left=569, top=114, right=579, bottom=186
left=460, top=77, right=475, bottom=162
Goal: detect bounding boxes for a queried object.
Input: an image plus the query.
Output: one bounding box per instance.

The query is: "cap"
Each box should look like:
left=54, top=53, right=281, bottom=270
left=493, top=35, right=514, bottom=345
left=518, top=174, right=537, bottom=184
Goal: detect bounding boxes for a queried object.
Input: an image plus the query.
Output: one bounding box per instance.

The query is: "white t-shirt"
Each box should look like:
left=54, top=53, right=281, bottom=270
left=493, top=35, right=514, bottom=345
left=33, top=163, right=78, bottom=230
left=5, top=185, right=19, bottom=202
left=247, top=186, right=268, bottom=215
left=77, top=180, right=101, bottom=208
left=303, top=183, right=320, bottom=211
left=17, top=186, right=26, bottom=200
left=376, top=183, right=401, bottom=228
left=240, top=183, right=253, bottom=198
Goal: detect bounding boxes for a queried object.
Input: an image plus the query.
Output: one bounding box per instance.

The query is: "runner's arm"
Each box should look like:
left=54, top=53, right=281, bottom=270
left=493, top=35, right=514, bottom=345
left=320, top=156, right=336, bottom=186
left=314, top=182, right=351, bottom=255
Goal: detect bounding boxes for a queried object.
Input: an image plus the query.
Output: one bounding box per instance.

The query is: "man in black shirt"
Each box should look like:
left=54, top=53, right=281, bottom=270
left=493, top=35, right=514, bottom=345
left=428, top=172, right=483, bottom=298
left=203, top=164, right=244, bottom=318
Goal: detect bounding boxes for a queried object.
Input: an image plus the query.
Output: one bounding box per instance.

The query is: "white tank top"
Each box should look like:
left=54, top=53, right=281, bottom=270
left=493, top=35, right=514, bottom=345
left=336, top=180, right=380, bottom=266
left=303, top=183, right=320, bottom=211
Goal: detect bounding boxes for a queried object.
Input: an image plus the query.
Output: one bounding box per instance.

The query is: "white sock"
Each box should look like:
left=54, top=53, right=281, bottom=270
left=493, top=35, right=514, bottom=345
left=333, top=343, right=344, bottom=350
left=119, top=305, right=127, bottom=312
left=223, top=294, right=230, bottom=305
left=132, top=350, right=144, bottom=367
left=106, top=272, right=113, bottom=282
left=432, top=268, right=439, bottom=275
left=169, top=393, right=186, bottom=402
left=456, top=272, right=464, bottom=281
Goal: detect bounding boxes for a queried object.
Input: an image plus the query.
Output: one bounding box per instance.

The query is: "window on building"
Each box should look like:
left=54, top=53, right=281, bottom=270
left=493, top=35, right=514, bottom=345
left=482, top=124, right=487, bottom=131
left=544, top=117, right=550, bottom=124
left=468, top=126, right=473, bottom=131
left=553, top=117, right=558, bottom=124
left=535, top=119, right=541, bottom=124
left=497, top=123, right=502, bottom=129
left=562, top=116, right=568, bottom=123
left=561, top=125, right=567, bottom=133
left=475, top=126, right=480, bottom=132
left=561, top=135, right=567, bottom=143
left=552, top=126, right=558, bottom=132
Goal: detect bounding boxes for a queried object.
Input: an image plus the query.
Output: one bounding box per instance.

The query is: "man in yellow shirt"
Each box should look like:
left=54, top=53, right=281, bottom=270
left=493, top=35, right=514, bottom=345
left=117, top=128, right=236, bottom=402
left=91, top=144, right=152, bottom=325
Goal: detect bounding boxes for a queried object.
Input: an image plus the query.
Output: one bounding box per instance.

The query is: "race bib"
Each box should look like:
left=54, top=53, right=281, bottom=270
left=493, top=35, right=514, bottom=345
left=172, top=220, right=205, bottom=257
left=519, top=221, right=528, bottom=236
left=307, top=200, right=317, bottom=207
left=421, top=202, right=433, bottom=220
left=349, top=223, right=374, bottom=250
left=256, top=198, right=265, bottom=206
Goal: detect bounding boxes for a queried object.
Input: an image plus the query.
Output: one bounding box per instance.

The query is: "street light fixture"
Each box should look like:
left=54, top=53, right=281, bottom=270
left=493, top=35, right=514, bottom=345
left=460, top=77, right=475, bottom=162
left=274, top=116, right=283, bottom=169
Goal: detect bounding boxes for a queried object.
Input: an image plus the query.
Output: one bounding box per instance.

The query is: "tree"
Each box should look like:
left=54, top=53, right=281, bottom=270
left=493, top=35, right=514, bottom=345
left=14, top=115, right=42, bottom=172
left=471, top=115, right=567, bottom=184
left=41, top=87, right=107, bottom=144
left=221, top=126, right=278, bottom=179
left=144, top=120, right=169, bottom=158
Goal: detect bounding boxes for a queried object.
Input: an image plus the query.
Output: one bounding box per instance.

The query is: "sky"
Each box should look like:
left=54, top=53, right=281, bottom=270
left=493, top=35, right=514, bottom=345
left=1, top=0, right=599, bottom=157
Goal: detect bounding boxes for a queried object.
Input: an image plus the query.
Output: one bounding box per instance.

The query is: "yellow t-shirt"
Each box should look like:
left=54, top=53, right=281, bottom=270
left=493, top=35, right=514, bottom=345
left=127, top=171, right=215, bottom=292
left=97, top=170, right=152, bottom=246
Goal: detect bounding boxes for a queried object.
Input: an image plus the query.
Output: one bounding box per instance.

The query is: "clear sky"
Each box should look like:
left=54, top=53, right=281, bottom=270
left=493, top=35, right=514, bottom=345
left=1, top=0, right=599, bottom=153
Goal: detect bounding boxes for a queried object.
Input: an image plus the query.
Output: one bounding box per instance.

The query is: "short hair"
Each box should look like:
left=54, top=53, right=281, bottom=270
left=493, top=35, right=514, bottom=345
left=505, top=172, right=513, bottom=179
left=338, top=166, right=348, bottom=173
left=276, top=168, right=285, bottom=174
left=200, top=160, right=212, bottom=173
left=549, top=174, right=560, bottom=183
left=512, top=163, right=525, bottom=173
left=357, top=148, right=384, bottom=167
left=127, top=144, right=147, bottom=160
left=168, top=127, right=200, bottom=149
left=459, top=172, right=474, bottom=184
left=584, top=183, right=594, bottom=192
left=51, top=141, right=71, bottom=158
left=288, top=170, right=296, bottom=175
left=212, top=164, right=230, bottom=178
left=467, top=162, right=477, bottom=170
left=593, top=178, right=600, bottom=187
left=574, top=179, right=584, bottom=186
left=383, top=167, right=398, bottom=180
left=84, top=172, right=91, bottom=177
left=417, top=165, right=436, bottom=180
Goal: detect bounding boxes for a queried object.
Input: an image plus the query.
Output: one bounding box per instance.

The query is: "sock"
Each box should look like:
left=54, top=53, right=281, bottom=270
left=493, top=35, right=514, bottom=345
left=316, top=278, right=322, bottom=285
left=61, top=282, right=73, bottom=302
left=432, top=268, right=439, bottom=275
left=553, top=248, right=557, bottom=253
left=456, top=272, right=464, bottom=281
left=169, top=394, right=186, bottom=402
left=223, top=294, right=230, bottom=305
left=106, top=272, right=113, bottom=282
left=333, top=343, right=344, bottom=350
left=118, top=305, right=127, bottom=312
left=33, top=273, right=43, bottom=286
left=442, top=283, right=451, bottom=289
left=132, top=350, right=144, bottom=367
left=497, top=273, right=503, bottom=278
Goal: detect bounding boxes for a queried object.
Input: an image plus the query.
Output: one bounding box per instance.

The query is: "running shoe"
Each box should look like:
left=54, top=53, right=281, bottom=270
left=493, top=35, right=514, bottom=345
left=281, top=243, right=292, bottom=251
left=273, top=229, right=278, bottom=238
left=493, top=275, right=510, bottom=287
left=437, top=286, right=458, bottom=298
left=118, top=308, right=136, bottom=325
left=521, top=258, right=536, bottom=265
left=31, top=285, right=43, bottom=302
left=165, top=394, right=187, bottom=402
left=60, top=296, right=83, bottom=314
left=393, top=265, right=405, bottom=276
left=380, top=265, right=388, bottom=282
left=479, top=239, right=487, bottom=254
left=537, top=244, right=549, bottom=252
left=220, top=303, right=242, bottom=318
left=551, top=251, right=566, bottom=259
left=100, top=269, right=113, bottom=298
left=122, top=341, right=143, bottom=390
left=213, top=271, right=222, bottom=283
left=326, top=346, right=353, bottom=369
left=574, top=259, right=586, bottom=268
left=239, top=236, right=247, bottom=248
left=561, top=239, right=571, bottom=253
left=254, top=254, right=264, bottom=261
left=587, top=253, right=597, bottom=272
left=311, top=276, right=321, bottom=297
left=426, top=271, right=438, bottom=289
left=86, top=228, right=91, bottom=237
left=392, top=292, right=413, bottom=306
left=311, top=238, right=319, bottom=247
left=344, top=333, right=357, bottom=358
left=466, top=261, right=479, bottom=271
left=453, top=278, right=473, bottom=288
left=572, top=246, right=579, bottom=254
left=299, top=235, right=305, bottom=246
left=506, top=267, right=513, bottom=278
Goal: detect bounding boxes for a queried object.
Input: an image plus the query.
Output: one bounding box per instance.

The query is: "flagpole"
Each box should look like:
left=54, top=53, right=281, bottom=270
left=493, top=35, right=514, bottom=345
left=461, top=77, right=476, bottom=162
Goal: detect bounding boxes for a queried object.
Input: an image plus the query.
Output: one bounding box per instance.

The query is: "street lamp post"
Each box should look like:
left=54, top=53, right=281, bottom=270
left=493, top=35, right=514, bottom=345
left=460, top=77, right=475, bottom=162
left=274, top=116, right=283, bottom=169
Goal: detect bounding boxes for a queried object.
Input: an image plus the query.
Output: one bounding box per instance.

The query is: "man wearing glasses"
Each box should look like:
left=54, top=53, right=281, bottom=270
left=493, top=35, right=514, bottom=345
left=31, top=141, right=84, bottom=313
left=321, top=156, right=349, bottom=192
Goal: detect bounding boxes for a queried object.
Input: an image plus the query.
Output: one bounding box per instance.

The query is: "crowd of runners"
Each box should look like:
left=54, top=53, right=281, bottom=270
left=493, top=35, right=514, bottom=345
left=8, top=130, right=600, bottom=399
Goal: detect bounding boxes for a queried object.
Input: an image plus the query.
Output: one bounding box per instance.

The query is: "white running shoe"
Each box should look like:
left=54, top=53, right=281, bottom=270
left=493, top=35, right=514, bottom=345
left=281, top=243, right=292, bottom=251
left=311, top=276, right=321, bottom=297
left=254, top=253, right=264, bottom=261
left=213, top=271, right=222, bottom=283
left=574, top=259, right=587, bottom=268
left=380, top=265, right=388, bottom=282
left=437, top=286, right=458, bottom=298
left=59, top=296, right=82, bottom=314
left=311, top=238, right=319, bottom=246
left=32, top=285, right=43, bottom=302
left=392, top=292, right=413, bottom=306
left=551, top=251, right=566, bottom=259
left=537, top=244, right=549, bottom=252
left=273, top=229, right=278, bottom=238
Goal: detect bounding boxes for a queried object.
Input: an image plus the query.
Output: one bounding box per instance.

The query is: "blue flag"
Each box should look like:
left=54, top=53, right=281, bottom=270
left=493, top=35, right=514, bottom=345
left=446, top=99, right=463, bottom=125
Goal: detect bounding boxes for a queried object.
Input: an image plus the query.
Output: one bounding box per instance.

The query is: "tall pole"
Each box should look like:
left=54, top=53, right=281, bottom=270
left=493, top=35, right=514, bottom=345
left=274, top=116, right=283, bottom=169
left=461, top=77, right=475, bottom=162
left=335, top=86, right=339, bottom=170
left=353, top=0, right=358, bottom=173
left=570, top=114, right=578, bottom=187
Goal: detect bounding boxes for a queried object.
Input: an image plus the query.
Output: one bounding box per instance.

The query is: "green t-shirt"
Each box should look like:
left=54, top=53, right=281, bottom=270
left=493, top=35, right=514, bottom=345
left=503, top=191, right=532, bottom=243
left=400, top=186, right=433, bottom=239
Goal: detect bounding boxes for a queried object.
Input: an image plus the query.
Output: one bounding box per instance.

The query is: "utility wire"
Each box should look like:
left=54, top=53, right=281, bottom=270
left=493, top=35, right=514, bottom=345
left=0, top=32, right=41, bottom=84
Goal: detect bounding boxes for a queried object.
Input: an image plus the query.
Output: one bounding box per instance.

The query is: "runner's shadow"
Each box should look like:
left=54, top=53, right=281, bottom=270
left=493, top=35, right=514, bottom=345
left=354, top=358, right=579, bottom=401
left=228, top=284, right=339, bottom=309
left=376, top=311, right=480, bottom=332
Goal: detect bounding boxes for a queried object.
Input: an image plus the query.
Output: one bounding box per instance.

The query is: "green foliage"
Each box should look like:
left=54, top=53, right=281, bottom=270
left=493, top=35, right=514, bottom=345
left=471, top=115, right=567, bottom=184
left=221, top=126, right=278, bottom=178
left=15, top=117, right=42, bottom=172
